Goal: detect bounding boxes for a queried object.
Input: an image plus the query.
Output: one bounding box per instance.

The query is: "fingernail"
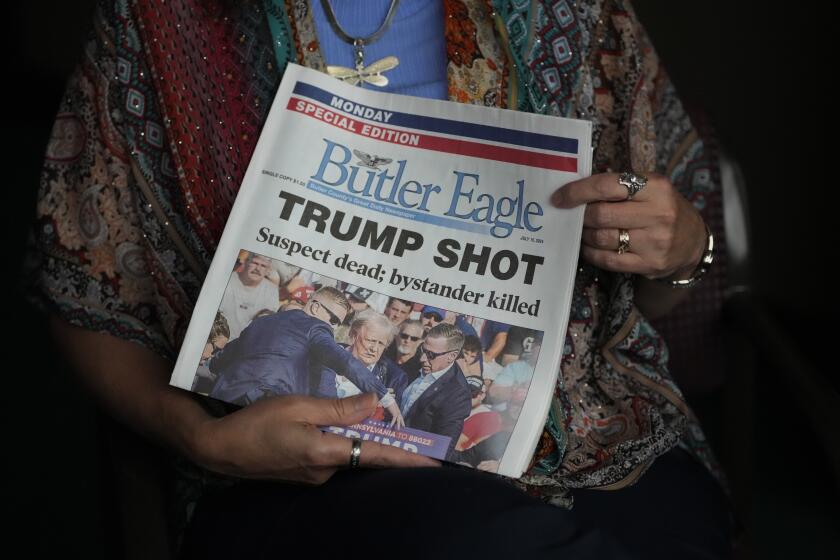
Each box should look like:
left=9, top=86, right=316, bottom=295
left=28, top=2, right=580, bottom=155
left=354, top=393, right=376, bottom=412
left=551, top=189, right=564, bottom=206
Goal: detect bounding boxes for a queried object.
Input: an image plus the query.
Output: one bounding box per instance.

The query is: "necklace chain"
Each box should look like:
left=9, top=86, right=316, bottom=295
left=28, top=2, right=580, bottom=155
left=319, top=0, right=401, bottom=47
left=320, top=0, right=400, bottom=68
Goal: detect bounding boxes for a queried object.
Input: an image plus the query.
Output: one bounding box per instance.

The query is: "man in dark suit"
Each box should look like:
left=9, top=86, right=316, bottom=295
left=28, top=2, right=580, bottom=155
left=313, top=309, right=408, bottom=426
left=400, top=323, right=472, bottom=460
left=208, top=287, right=403, bottom=426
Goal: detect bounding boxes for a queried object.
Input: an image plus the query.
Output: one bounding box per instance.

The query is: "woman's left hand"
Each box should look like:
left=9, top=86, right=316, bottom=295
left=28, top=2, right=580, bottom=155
left=551, top=173, right=706, bottom=280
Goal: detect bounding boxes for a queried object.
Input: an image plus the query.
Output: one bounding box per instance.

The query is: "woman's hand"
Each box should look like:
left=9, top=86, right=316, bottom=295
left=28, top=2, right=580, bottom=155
left=385, top=401, right=406, bottom=429
left=49, top=320, right=433, bottom=488
left=551, top=173, right=706, bottom=280
left=194, top=392, right=438, bottom=485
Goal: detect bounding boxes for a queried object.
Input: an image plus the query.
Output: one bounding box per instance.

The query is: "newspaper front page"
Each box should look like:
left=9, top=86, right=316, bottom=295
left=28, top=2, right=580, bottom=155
left=171, top=64, right=592, bottom=478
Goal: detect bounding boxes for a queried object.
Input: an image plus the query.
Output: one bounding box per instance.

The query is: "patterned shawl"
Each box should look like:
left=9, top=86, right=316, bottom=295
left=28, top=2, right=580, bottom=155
left=29, top=0, right=723, bottom=505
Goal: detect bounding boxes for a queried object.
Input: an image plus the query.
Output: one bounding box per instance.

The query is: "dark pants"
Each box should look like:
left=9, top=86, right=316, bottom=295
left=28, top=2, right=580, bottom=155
left=180, top=448, right=733, bottom=559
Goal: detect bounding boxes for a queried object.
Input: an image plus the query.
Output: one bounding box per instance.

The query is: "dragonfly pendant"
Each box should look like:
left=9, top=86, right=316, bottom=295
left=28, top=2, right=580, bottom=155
left=327, top=55, right=400, bottom=88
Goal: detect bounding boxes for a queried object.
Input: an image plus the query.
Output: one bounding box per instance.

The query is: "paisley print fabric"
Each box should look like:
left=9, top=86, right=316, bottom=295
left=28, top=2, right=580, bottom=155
left=27, top=0, right=724, bottom=518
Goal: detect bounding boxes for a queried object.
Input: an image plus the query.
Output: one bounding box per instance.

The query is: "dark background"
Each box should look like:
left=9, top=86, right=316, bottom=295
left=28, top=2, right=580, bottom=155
left=2, top=1, right=836, bottom=558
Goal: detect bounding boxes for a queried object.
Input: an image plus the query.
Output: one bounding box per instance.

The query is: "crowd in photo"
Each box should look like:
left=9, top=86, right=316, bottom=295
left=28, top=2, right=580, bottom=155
left=193, top=251, right=542, bottom=469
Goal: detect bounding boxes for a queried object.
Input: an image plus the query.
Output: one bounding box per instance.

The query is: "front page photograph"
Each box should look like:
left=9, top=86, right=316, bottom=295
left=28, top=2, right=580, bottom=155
left=190, top=250, right=543, bottom=471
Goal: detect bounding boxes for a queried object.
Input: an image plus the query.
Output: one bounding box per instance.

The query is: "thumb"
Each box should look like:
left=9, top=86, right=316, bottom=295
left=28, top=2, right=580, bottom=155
left=302, top=392, right=379, bottom=427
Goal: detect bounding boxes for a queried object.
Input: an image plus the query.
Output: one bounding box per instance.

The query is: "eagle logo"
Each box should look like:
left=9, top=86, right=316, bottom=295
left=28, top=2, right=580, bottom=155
left=353, top=149, right=393, bottom=170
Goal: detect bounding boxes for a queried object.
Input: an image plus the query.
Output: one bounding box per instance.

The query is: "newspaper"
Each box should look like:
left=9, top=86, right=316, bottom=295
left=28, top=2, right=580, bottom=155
left=170, top=64, right=592, bottom=478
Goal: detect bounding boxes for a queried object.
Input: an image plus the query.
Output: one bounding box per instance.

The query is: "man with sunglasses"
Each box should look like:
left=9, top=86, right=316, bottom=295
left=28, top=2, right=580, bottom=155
left=419, top=305, right=445, bottom=334
left=421, top=305, right=479, bottom=341
left=384, top=319, right=425, bottom=384
left=208, top=287, right=401, bottom=424
left=400, top=323, right=472, bottom=460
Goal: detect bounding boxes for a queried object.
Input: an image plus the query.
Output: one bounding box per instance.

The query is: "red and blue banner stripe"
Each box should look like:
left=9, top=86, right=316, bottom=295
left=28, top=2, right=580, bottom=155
left=288, top=81, right=580, bottom=173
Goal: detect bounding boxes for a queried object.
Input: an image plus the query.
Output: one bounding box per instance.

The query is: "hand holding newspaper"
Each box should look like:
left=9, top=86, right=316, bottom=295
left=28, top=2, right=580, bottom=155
left=171, top=64, right=592, bottom=478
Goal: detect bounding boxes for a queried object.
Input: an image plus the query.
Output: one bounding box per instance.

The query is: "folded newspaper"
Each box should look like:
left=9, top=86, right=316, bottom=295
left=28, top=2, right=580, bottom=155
left=171, top=64, right=592, bottom=478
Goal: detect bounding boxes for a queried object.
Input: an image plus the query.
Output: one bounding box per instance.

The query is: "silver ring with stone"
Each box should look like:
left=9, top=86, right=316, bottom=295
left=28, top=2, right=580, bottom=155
left=618, top=172, right=647, bottom=200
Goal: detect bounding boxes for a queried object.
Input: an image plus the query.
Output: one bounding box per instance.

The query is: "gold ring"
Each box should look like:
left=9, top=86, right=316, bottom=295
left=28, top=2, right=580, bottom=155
left=617, top=229, right=631, bottom=254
